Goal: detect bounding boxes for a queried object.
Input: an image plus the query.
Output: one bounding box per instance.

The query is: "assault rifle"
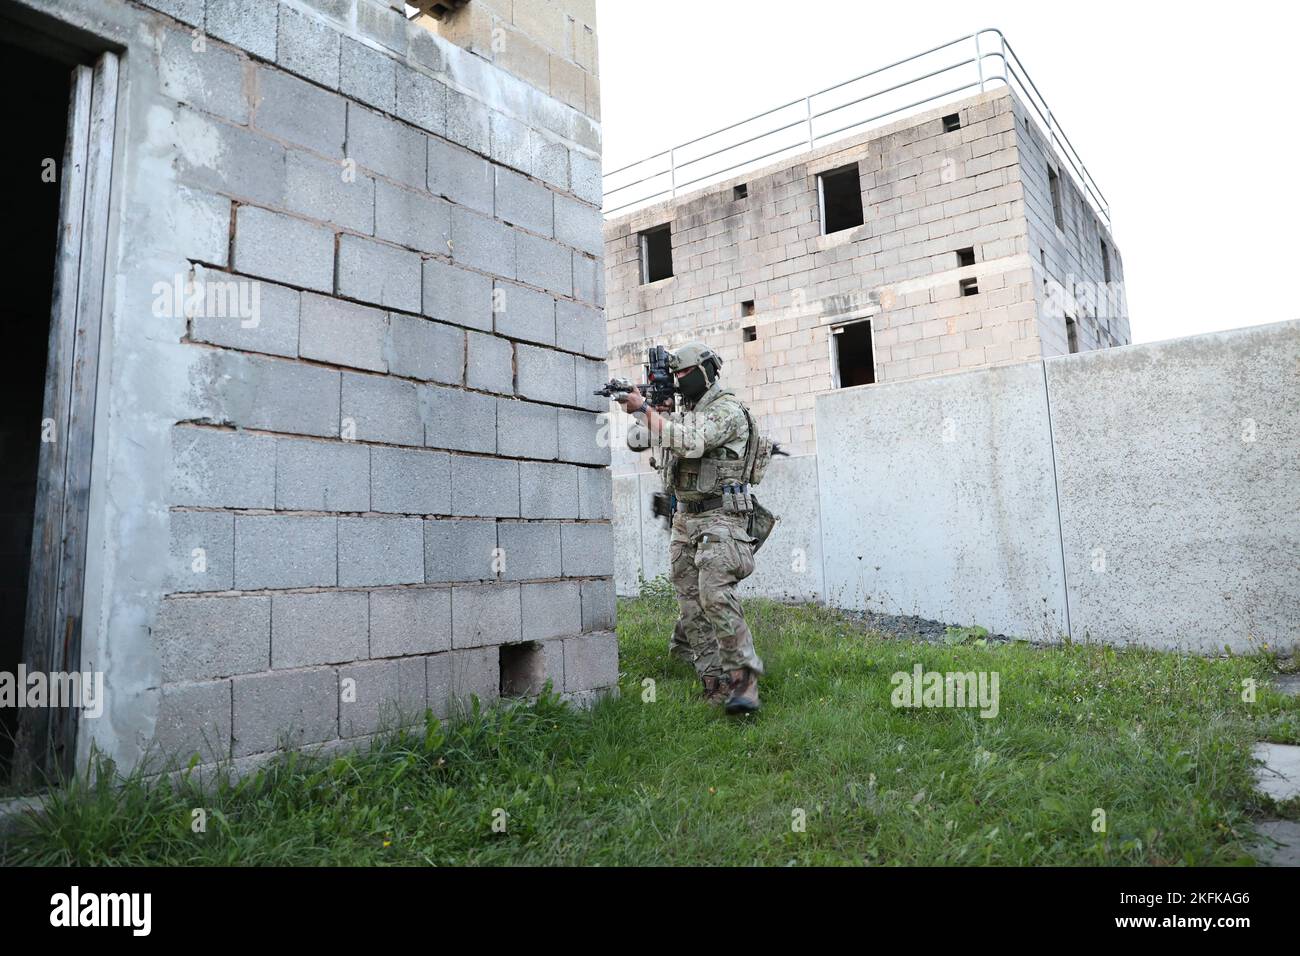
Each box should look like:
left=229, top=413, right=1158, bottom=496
left=593, top=344, right=675, bottom=410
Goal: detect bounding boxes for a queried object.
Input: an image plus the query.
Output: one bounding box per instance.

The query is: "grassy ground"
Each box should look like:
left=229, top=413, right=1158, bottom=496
left=3, top=591, right=1297, bottom=866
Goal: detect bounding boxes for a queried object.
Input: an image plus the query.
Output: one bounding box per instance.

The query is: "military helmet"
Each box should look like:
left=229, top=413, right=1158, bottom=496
left=670, top=341, right=722, bottom=372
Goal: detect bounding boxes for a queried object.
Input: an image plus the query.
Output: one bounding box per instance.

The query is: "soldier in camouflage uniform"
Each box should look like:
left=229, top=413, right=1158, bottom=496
left=618, top=342, right=763, bottom=714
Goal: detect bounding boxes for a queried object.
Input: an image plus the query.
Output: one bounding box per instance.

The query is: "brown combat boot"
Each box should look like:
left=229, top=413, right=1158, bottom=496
left=701, top=673, right=730, bottom=705
left=724, top=668, right=760, bottom=715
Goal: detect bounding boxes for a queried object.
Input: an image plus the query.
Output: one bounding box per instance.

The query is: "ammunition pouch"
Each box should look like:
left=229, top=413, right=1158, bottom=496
left=746, top=497, right=778, bottom=553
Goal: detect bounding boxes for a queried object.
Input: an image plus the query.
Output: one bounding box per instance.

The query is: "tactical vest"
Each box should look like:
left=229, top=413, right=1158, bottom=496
left=668, top=394, right=773, bottom=499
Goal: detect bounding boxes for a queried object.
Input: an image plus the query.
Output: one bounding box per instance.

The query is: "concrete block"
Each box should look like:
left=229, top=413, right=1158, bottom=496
left=815, top=361, right=1066, bottom=640
left=451, top=584, right=522, bottom=647
left=569, top=148, right=602, bottom=206
left=370, top=587, right=452, bottom=657
left=1253, top=742, right=1300, bottom=803
left=555, top=299, right=605, bottom=359
left=427, top=135, right=494, bottom=215
left=371, top=446, right=451, bottom=514
left=175, top=108, right=285, bottom=209
left=497, top=399, right=559, bottom=460
left=339, top=657, right=426, bottom=736
left=553, top=194, right=601, bottom=256
left=489, top=110, right=532, bottom=174
left=450, top=206, right=516, bottom=279
left=300, top=293, right=389, bottom=372
left=174, top=190, right=232, bottom=267
left=375, top=180, right=451, bottom=255
left=395, top=65, right=447, bottom=134
left=558, top=408, right=610, bottom=465
left=232, top=667, right=339, bottom=756
left=422, top=258, right=494, bottom=332
left=445, top=87, right=491, bottom=155
left=159, top=27, right=248, bottom=124
left=154, top=595, right=270, bottom=682
left=515, top=233, right=572, bottom=296
left=562, top=631, right=618, bottom=692
left=495, top=167, right=553, bottom=236
left=516, top=344, right=575, bottom=406
left=572, top=251, right=602, bottom=307
left=560, top=522, right=614, bottom=577
left=208, top=352, right=340, bottom=438
left=497, top=521, right=562, bottom=581
left=284, top=151, right=374, bottom=233
left=233, top=205, right=334, bottom=292
left=532, top=135, right=570, bottom=192
left=340, top=37, right=396, bottom=112
left=167, top=510, right=234, bottom=593
left=580, top=578, right=615, bottom=631
left=254, top=66, right=346, bottom=157
left=337, top=235, right=422, bottom=312
left=573, top=356, right=608, bottom=412
left=276, top=439, right=371, bottom=515
left=450, top=455, right=520, bottom=517
left=346, top=100, right=426, bottom=186
left=466, top=330, right=513, bottom=394
left=189, top=267, right=300, bottom=359
left=153, top=679, right=232, bottom=765
left=170, top=427, right=275, bottom=509
left=577, top=465, right=612, bottom=520
left=271, top=591, right=369, bottom=668
left=423, top=384, right=497, bottom=453
left=522, top=581, right=581, bottom=641
left=440, top=647, right=499, bottom=712
left=1046, top=321, right=1300, bottom=652
left=206, top=0, right=278, bottom=60
left=234, top=515, right=338, bottom=589
left=277, top=4, right=341, bottom=89
left=388, top=314, right=464, bottom=384
left=341, top=372, right=423, bottom=445
left=138, top=0, right=203, bottom=27
left=519, top=461, right=580, bottom=519
left=338, top=516, right=425, bottom=586
left=424, top=519, right=498, bottom=582
left=493, top=281, right=555, bottom=346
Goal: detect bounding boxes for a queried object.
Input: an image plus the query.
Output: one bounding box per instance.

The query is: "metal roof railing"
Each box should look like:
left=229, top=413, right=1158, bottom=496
left=602, top=28, right=1111, bottom=228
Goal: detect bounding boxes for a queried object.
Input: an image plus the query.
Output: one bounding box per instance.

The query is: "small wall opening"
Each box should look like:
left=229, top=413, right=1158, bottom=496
left=833, top=320, right=875, bottom=388
left=959, top=277, right=979, bottom=296
left=1101, top=239, right=1111, bottom=283
left=639, top=224, right=673, bottom=284
left=743, top=325, right=757, bottom=342
left=818, top=164, right=864, bottom=235
left=733, top=182, right=748, bottom=200
left=1048, top=166, right=1065, bottom=231
left=942, top=113, right=961, bottom=133
left=956, top=246, right=975, bottom=268
left=1066, top=316, right=1079, bottom=354
left=741, top=299, right=755, bottom=317
left=500, top=642, right=546, bottom=698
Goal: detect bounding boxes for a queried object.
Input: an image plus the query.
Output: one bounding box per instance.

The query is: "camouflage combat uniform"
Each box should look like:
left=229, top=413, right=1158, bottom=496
left=653, top=381, right=764, bottom=681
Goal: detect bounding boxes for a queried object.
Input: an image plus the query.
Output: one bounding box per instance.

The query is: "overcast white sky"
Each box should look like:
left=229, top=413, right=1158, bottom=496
left=595, top=1, right=1300, bottom=344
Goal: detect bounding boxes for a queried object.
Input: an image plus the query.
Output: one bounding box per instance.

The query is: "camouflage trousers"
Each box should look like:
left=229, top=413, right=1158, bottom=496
left=667, top=509, right=764, bottom=678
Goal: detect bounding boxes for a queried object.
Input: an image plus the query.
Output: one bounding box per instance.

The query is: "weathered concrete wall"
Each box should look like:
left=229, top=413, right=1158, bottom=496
left=1046, top=321, right=1300, bottom=652
left=815, top=361, right=1068, bottom=640
left=17, top=0, right=611, bottom=775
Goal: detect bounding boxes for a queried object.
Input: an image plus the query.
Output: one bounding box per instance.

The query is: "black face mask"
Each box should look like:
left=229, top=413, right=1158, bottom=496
left=677, top=364, right=711, bottom=403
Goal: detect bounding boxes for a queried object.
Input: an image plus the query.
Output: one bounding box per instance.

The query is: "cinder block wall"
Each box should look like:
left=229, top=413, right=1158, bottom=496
left=604, top=86, right=1126, bottom=466
left=1010, top=98, right=1130, bottom=355
left=22, top=0, right=613, bottom=775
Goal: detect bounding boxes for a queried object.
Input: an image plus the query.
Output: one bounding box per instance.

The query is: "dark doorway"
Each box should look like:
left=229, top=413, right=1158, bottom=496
left=834, top=321, right=875, bottom=388
left=0, top=41, right=72, bottom=785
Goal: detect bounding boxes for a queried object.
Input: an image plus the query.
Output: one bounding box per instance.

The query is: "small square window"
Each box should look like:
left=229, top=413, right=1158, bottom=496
left=639, top=224, right=673, bottom=283
left=743, top=325, right=757, bottom=342
left=741, top=299, right=755, bottom=317
left=956, top=247, right=975, bottom=268
left=942, top=113, right=961, bottom=133
left=960, top=277, right=979, bottom=296
left=818, top=164, right=864, bottom=235
left=733, top=183, right=748, bottom=200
